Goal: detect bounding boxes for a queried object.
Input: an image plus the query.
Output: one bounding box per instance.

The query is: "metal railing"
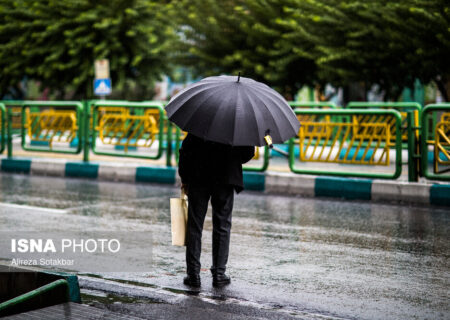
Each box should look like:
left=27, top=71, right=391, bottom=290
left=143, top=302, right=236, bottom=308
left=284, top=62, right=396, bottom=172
left=421, top=104, right=450, bottom=181
left=21, top=101, right=84, bottom=154
left=1, top=99, right=449, bottom=182
left=0, top=279, right=69, bottom=314
left=347, top=102, right=422, bottom=181
left=1, top=101, right=84, bottom=156
left=2, top=100, right=26, bottom=134
left=347, top=102, right=422, bottom=145
left=91, top=101, right=165, bottom=160
left=289, top=101, right=337, bottom=109
left=242, top=146, right=270, bottom=172
left=289, top=109, right=403, bottom=179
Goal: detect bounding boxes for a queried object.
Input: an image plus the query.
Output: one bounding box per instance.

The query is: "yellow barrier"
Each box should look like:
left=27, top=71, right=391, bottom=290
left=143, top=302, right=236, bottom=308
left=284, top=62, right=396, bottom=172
left=297, top=114, right=331, bottom=125
left=347, top=103, right=421, bottom=144
left=434, top=118, right=450, bottom=172
left=423, top=112, right=450, bottom=174
left=145, top=109, right=174, bottom=135
left=25, top=109, right=78, bottom=147
left=299, top=115, right=392, bottom=166
left=0, top=107, right=23, bottom=130
left=253, top=145, right=260, bottom=160
left=398, top=110, right=419, bottom=142
left=442, top=112, right=450, bottom=122
left=353, top=113, right=401, bottom=146
left=96, top=113, right=158, bottom=152
left=91, top=107, right=130, bottom=131
left=11, top=107, right=22, bottom=129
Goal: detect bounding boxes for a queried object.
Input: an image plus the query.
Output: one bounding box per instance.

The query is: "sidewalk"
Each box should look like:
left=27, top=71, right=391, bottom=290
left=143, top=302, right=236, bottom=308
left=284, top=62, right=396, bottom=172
left=1, top=151, right=449, bottom=206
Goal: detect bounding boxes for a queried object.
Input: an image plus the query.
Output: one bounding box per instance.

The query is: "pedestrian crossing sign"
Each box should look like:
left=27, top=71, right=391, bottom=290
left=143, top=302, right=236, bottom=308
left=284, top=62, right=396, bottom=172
left=94, top=78, right=112, bottom=96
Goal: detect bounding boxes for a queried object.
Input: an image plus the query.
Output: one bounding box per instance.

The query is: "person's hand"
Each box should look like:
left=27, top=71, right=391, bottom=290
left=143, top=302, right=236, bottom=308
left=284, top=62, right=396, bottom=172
left=181, top=183, right=189, bottom=196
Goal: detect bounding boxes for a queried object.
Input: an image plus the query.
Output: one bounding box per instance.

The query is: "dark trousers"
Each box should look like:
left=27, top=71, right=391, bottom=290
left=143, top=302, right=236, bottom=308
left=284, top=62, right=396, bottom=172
left=186, top=184, right=234, bottom=276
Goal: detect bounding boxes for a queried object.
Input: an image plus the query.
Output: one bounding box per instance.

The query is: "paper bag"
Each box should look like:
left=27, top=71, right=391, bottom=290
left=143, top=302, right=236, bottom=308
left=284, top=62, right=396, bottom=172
left=170, top=191, right=188, bottom=246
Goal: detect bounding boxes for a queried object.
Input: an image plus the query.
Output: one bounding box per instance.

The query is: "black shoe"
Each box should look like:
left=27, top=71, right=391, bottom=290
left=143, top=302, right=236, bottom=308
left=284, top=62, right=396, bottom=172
left=212, top=273, right=231, bottom=287
left=183, top=274, right=201, bottom=287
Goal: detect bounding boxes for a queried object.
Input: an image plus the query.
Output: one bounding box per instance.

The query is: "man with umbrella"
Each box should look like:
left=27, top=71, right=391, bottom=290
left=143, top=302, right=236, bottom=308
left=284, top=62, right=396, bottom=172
left=178, top=134, right=254, bottom=287
left=165, top=75, right=300, bottom=288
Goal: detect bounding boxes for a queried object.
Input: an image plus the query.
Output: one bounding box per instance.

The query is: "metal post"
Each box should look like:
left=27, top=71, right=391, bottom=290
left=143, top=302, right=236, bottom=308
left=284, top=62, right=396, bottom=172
left=83, top=101, right=90, bottom=162
left=166, top=118, right=172, bottom=167
left=407, top=112, right=418, bottom=182
left=7, top=108, right=13, bottom=158
left=175, top=127, right=181, bottom=164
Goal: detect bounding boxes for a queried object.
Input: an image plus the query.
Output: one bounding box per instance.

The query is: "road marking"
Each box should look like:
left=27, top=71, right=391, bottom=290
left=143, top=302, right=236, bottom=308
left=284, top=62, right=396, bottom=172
left=0, top=202, right=67, bottom=214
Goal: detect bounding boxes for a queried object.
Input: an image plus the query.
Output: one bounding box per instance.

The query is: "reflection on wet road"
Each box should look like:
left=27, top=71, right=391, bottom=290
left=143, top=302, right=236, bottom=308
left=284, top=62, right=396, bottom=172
left=0, top=173, right=448, bottom=319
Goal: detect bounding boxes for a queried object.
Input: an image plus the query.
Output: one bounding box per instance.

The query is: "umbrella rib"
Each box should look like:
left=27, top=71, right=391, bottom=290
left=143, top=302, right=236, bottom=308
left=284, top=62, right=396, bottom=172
left=252, top=84, right=295, bottom=119
left=167, top=82, right=223, bottom=110
left=231, top=84, right=241, bottom=145
left=239, top=89, right=263, bottom=146
left=167, top=80, right=220, bottom=102
left=252, top=84, right=293, bottom=115
left=182, top=84, right=235, bottom=137
left=202, top=89, right=235, bottom=143
left=168, top=83, right=228, bottom=123
left=248, top=89, right=285, bottom=141
left=251, top=86, right=299, bottom=138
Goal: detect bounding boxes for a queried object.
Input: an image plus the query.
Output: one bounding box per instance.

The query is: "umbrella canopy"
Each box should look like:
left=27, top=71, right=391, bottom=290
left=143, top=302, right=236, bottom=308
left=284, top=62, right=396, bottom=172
left=165, top=75, right=300, bottom=146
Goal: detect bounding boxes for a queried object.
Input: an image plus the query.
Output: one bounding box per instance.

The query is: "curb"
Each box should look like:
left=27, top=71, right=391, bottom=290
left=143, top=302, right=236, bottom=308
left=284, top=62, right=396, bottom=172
left=1, top=157, right=449, bottom=207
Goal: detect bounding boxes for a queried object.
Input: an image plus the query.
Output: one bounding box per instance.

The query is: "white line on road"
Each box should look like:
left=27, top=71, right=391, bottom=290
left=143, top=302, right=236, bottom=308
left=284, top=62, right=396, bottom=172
left=0, top=202, right=67, bottom=214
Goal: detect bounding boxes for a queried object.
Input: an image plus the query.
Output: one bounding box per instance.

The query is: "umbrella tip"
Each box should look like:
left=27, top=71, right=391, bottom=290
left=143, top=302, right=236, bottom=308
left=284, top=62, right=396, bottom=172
left=237, top=72, right=241, bottom=83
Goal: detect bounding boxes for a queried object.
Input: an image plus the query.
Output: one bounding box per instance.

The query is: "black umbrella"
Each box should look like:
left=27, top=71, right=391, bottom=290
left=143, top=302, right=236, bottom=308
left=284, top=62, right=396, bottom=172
left=165, top=75, right=300, bottom=147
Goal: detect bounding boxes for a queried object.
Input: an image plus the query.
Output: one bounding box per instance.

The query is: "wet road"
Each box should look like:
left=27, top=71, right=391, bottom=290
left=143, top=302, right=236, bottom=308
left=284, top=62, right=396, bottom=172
left=0, top=173, right=448, bottom=319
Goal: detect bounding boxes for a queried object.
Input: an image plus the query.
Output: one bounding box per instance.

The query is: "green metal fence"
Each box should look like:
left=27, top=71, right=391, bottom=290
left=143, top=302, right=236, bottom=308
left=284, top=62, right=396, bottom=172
left=91, top=101, right=165, bottom=160
left=347, top=102, right=422, bottom=145
left=1, top=100, right=25, bottom=134
left=20, top=101, right=84, bottom=154
left=289, top=101, right=337, bottom=109
left=347, top=102, right=422, bottom=181
left=289, top=109, right=403, bottom=179
left=243, top=146, right=270, bottom=172
left=2, top=100, right=26, bottom=157
left=1, top=99, right=449, bottom=182
left=421, top=104, right=450, bottom=181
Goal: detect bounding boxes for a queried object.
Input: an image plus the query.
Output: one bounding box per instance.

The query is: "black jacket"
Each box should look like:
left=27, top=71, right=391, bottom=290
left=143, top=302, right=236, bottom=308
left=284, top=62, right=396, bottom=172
left=178, top=134, right=255, bottom=193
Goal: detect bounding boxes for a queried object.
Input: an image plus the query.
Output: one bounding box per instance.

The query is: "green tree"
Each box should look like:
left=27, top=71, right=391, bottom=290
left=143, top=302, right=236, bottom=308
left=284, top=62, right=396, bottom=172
left=173, top=0, right=317, bottom=96
left=0, top=0, right=175, bottom=99
left=282, top=0, right=450, bottom=100
left=174, top=0, right=450, bottom=101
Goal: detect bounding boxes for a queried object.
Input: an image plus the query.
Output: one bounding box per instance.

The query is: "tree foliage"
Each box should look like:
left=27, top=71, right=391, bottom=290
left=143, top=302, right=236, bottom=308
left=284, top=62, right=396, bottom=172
left=0, top=0, right=174, bottom=99
left=0, top=0, right=449, bottom=100
left=173, top=0, right=317, bottom=95
left=282, top=0, right=450, bottom=99
left=174, top=0, right=450, bottom=100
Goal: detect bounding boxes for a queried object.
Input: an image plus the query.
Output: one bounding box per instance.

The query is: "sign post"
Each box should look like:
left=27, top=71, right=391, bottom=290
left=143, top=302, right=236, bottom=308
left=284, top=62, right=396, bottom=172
left=94, top=59, right=111, bottom=98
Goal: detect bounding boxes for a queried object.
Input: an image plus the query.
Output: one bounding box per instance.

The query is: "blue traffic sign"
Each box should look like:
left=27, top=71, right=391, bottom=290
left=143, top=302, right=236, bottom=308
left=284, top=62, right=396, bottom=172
left=94, top=78, right=112, bottom=95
